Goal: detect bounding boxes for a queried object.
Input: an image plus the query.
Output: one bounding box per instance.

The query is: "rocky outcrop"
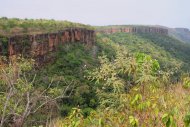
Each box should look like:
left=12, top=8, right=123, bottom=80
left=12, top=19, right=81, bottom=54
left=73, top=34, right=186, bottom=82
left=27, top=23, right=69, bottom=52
left=8, top=28, right=95, bottom=58
left=0, top=28, right=95, bottom=64
left=97, top=26, right=168, bottom=35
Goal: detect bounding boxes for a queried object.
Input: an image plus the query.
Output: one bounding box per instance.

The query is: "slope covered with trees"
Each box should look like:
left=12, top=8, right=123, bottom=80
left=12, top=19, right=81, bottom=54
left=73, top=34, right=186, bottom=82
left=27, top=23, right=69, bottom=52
left=51, top=33, right=190, bottom=127
left=105, top=32, right=190, bottom=71
left=168, top=28, right=190, bottom=44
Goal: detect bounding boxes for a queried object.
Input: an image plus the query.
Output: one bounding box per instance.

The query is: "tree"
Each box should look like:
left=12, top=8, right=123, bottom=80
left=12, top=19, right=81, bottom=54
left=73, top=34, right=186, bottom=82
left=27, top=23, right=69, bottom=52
left=0, top=56, right=73, bottom=127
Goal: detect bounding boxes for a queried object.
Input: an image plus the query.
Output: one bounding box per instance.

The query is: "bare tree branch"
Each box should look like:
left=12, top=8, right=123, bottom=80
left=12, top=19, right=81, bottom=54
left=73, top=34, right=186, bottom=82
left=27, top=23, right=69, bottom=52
left=0, top=87, right=13, bottom=127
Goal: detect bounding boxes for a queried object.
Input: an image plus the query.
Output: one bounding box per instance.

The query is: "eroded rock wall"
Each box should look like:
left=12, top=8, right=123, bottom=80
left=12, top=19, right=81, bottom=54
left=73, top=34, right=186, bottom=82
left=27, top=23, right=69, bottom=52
left=8, top=28, right=95, bottom=58
left=97, top=26, right=168, bottom=35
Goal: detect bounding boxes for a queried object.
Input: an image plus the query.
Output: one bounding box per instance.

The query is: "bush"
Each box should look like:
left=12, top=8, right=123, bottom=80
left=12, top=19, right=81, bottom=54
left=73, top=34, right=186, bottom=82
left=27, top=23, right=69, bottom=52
left=60, top=105, right=72, bottom=117
left=82, top=108, right=94, bottom=117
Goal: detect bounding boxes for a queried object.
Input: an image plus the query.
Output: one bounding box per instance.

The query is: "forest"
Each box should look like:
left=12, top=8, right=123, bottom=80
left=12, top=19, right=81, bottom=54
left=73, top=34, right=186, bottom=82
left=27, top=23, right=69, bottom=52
left=1, top=18, right=190, bottom=127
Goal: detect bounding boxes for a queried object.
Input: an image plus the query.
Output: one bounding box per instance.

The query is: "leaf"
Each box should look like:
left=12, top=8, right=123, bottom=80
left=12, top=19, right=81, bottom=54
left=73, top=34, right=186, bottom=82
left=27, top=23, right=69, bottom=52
left=98, top=118, right=102, bottom=126
left=162, top=113, right=169, bottom=123
left=74, top=121, right=80, bottom=127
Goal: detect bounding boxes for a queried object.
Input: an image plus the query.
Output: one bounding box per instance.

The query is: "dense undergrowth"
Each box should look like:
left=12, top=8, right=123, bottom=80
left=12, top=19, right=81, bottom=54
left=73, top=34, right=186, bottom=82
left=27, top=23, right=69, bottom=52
left=1, top=32, right=190, bottom=127
left=51, top=34, right=190, bottom=127
left=102, top=32, right=190, bottom=72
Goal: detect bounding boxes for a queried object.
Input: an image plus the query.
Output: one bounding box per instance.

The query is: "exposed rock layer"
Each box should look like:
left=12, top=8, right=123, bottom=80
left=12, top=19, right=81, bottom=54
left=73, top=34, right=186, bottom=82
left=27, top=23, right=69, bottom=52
left=97, top=26, right=168, bottom=35
left=7, top=28, right=95, bottom=57
left=0, top=26, right=169, bottom=60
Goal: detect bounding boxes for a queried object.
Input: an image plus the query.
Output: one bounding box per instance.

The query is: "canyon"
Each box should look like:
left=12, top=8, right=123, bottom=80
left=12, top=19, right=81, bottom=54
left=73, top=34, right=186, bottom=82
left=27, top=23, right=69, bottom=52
left=0, top=26, right=170, bottom=63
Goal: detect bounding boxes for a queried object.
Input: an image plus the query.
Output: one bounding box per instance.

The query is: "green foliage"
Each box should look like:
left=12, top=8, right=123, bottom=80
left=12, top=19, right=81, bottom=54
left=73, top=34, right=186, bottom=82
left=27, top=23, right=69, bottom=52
left=35, top=43, right=99, bottom=118
left=130, top=94, right=142, bottom=106
left=162, top=113, right=176, bottom=127
left=0, top=36, right=8, bottom=55
left=64, top=107, right=83, bottom=127
left=129, top=116, right=139, bottom=127
left=0, top=56, right=34, bottom=126
left=183, top=77, right=190, bottom=89
left=184, top=113, right=190, bottom=127
left=0, top=17, right=94, bottom=36
left=87, top=42, right=161, bottom=110
left=0, top=56, right=77, bottom=126
left=99, top=32, right=190, bottom=76
left=82, top=107, right=94, bottom=118
left=162, top=107, right=178, bottom=127
left=46, top=36, right=190, bottom=127
left=135, top=53, right=159, bottom=81
left=2, top=23, right=190, bottom=126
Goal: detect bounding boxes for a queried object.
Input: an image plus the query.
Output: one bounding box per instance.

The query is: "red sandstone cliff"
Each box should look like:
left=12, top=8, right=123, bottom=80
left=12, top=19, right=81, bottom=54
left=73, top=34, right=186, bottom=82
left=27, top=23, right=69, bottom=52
left=8, top=28, right=95, bottom=58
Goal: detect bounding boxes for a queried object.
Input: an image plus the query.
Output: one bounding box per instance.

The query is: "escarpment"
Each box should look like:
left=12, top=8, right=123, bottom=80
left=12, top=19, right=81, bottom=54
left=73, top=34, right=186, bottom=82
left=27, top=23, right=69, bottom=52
left=0, top=26, right=170, bottom=62
left=0, top=28, right=95, bottom=64
left=0, top=28, right=95, bottom=63
left=96, top=26, right=168, bottom=35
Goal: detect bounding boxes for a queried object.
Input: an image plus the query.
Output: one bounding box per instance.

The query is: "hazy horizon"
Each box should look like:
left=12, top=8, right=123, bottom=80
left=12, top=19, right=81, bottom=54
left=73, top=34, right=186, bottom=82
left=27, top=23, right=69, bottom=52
left=0, top=0, right=189, bottom=29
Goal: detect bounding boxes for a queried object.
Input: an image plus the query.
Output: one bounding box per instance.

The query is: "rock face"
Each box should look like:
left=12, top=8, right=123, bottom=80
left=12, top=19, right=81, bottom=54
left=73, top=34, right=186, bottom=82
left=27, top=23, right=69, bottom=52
left=8, top=28, right=95, bottom=59
left=97, top=26, right=168, bottom=35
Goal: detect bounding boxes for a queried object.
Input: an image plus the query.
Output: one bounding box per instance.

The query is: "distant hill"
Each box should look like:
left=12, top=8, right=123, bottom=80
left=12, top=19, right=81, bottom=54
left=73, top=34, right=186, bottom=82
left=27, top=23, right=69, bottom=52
left=96, top=25, right=168, bottom=35
left=168, top=28, right=190, bottom=43
left=96, top=25, right=190, bottom=44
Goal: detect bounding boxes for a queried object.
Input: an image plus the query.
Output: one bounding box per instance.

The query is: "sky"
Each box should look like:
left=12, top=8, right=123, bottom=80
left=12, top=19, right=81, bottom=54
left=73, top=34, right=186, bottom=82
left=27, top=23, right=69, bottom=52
left=0, top=0, right=189, bottom=28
